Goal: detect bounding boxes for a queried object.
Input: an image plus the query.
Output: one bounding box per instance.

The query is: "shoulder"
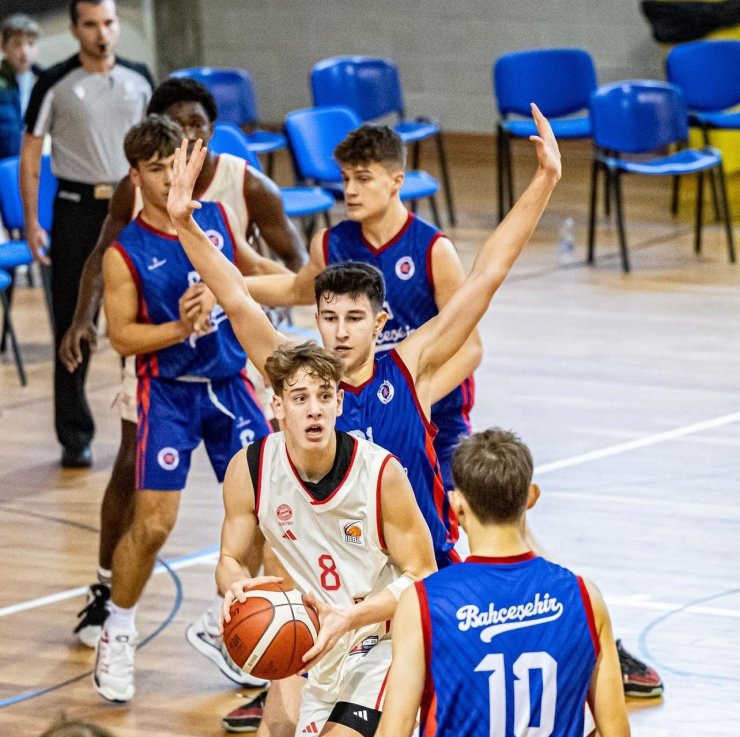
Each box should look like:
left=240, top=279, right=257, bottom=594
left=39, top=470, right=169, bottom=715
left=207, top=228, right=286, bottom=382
left=33, top=55, right=81, bottom=92
left=114, top=57, right=154, bottom=88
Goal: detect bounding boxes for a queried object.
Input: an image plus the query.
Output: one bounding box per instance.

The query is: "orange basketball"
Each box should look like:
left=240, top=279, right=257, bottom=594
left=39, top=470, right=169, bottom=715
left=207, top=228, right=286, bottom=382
left=222, top=583, right=321, bottom=680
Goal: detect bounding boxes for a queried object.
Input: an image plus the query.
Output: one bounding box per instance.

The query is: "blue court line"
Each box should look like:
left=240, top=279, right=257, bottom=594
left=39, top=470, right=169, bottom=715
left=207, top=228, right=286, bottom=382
left=638, top=586, right=740, bottom=683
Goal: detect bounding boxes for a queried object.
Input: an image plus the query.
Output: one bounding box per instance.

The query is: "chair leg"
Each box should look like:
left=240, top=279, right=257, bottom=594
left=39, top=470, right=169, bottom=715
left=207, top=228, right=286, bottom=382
left=496, top=124, right=505, bottom=223
left=603, top=150, right=611, bottom=218
left=671, top=175, right=681, bottom=216
left=694, top=172, right=704, bottom=255
left=0, top=267, right=14, bottom=353
left=587, top=159, right=600, bottom=265
left=715, top=163, right=736, bottom=264
left=322, top=210, right=332, bottom=229
left=701, top=126, right=721, bottom=222
left=612, top=171, right=630, bottom=273
left=412, top=141, right=421, bottom=171
left=434, top=131, right=456, bottom=227
left=428, top=196, right=441, bottom=229
left=266, top=151, right=276, bottom=180
left=505, top=136, right=514, bottom=215
left=303, top=216, right=316, bottom=243
left=1, top=292, right=26, bottom=386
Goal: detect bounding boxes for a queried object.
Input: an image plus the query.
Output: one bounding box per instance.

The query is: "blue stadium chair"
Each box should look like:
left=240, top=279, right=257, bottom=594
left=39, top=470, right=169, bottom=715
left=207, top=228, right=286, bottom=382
left=170, top=67, right=286, bottom=176
left=0, top=268, right=25, bottom=385
left=310, top=56, right=456, bottom=225
left=284, top=105, right=441, bottom=227
left=0, top=155, right=56, bottom=352
left=494, top=48, right=597, bottom=222
left=588, top=80, right=735, bottom=273
left=666, top=40, right=740, bottom=218
left=209, top=122, right=334, bottom=237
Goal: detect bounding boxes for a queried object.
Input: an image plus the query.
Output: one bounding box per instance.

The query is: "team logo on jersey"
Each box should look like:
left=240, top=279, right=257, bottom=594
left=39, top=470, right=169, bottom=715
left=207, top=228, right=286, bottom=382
left=377, top=380, right=395, bottom=404
left=349, top=635, right=379, bottom=656
left=205, top=229, right=225, bottom=250
left=282, top=529, right=297, bottom=541
left=157, top=447, right=180, bottom=471
left=276, top=504, right=293, bottom=523
left=340, top=519, right=365, bottom=547
left=395, top=256, right=415, bottom=280
left=147, top=257, right=167, bottom=271
left=456, top=592, right=564, bottom=642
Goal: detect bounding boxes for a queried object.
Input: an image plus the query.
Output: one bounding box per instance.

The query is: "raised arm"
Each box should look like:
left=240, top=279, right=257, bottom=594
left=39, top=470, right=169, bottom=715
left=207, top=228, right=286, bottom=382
left=59, top=176, right=135, bottom=372
left=245, top=165, right=306, bottom=272
left=301, top=457, right=436, bottom=671
left=167, top=138, right=284, bottom=374
left=586, top=579, right=631, bottom=737
left=19, top=133, right=48, bottom=264
left=397, top=104, right=560, bottom=401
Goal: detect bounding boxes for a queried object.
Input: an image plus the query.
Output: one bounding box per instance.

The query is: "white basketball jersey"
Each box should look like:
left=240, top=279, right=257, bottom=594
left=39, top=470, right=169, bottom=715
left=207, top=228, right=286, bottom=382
left=133, top=153, right=252, bottom=234
left=254, top=431, right=402, bottom=701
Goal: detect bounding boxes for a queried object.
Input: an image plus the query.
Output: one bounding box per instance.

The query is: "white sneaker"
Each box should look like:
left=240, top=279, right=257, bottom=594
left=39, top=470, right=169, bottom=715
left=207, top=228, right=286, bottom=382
left=185, top=612, right=269, bottom=688
left=93, top=625, right=137, bottom=702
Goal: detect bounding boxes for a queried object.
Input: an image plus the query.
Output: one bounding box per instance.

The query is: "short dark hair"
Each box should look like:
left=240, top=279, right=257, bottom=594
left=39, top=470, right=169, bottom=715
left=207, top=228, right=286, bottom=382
left=314, top=262, right=385, bottom=313
left=333, top=124, right=406, bottom=171
left=147, top=77, right=218, bottom=123
left=69, top=0, right=111, bottom=25
left=265, top=341, right=343, bottom=396
left=1, top=14, right=40, bottom=44
left=123, top=114, right=182, bottom=168
left=452, top=428, right=534, bottom=525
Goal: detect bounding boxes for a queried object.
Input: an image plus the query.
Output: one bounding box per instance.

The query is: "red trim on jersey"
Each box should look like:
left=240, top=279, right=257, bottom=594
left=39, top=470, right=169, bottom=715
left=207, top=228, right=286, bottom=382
left=285, top=434, right=359, bottom=506
left=425, top=430, right=456, bottom=544
left=322, top=228, right=330, bottom=265
left=217, top=201, right=240, bottom=270
left=465, top=552, right=537, bottom=564
left=134, top=214, right=180, bottom=241
left=111, top=242, right=142, bottom=294
left=360, top=211, right=414, bottom=254
left=416, top=581, right=438, bottom=737
left=425, top=232, right=443, bottom=295
left=375, top=454, right=394, bottom=550
left=136, top=373, right=151, bottom=490
left=238, top=368, right=271, bottom=425
left=339, top=360, right=378, bottom=395
left=577, top=576, right=601, bottom=659
left=448, top=547, right=462, bottom=564
left=388, top=349, right=436, bottom=437
left=254, top=436, right=268, bottom=516
left=375, top=669, right=390, bottom=709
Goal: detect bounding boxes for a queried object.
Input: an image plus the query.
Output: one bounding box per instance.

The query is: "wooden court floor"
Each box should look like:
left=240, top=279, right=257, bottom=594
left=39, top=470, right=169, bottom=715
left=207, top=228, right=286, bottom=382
left=1, top=140, right=740, bottom=736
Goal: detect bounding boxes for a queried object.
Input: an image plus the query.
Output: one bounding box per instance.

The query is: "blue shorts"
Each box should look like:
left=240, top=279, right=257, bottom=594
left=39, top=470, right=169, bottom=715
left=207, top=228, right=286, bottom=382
left=432, top=376, right=474, bottom=491
left=136, top=371, right=271, bottom=491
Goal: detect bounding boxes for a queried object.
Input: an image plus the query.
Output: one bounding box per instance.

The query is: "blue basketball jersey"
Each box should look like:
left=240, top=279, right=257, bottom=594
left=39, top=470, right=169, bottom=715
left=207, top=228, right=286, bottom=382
left=323, top=215, right=474, bottom=488
left=418, top=554, right=598, bottom=737
left=113, top=201, right=246, bottom=380
left=335, top=349, right=458, bottom=564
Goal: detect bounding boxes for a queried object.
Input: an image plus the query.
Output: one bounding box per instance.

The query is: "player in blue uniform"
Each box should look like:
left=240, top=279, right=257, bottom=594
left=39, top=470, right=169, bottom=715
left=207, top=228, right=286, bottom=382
left=377, top=428, right=630, bottom=737
left=93, top=115, right=285, bottom=703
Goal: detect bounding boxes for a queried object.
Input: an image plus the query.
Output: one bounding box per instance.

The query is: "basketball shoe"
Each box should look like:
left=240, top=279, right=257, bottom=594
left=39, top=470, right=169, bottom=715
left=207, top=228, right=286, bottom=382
left=186, top=611, right=270, bottom=688
left=74, top=583, right=110, bottom=647
left=221, top=692, right=266, bottom=733
left=617, top=640, right=664, bottom=698
left=93, top=624, right=137, bottom=702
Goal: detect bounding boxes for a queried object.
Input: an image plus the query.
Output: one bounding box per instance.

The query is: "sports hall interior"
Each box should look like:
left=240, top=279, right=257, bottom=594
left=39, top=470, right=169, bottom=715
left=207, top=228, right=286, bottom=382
left=1, top=1, right=739, bottom=736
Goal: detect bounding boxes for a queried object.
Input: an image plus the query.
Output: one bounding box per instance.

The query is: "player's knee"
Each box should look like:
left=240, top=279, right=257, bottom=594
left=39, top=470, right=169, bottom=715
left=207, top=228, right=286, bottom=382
left=131, top=509, right=176, bottom=552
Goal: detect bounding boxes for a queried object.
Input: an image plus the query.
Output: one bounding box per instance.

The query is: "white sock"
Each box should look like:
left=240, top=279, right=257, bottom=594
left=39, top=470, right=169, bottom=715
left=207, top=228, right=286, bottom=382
left=107, top=602, right=137, bottom=632
left=205, top=595, right=224, bottom=633
left=97, top=567, right=112, bottom=587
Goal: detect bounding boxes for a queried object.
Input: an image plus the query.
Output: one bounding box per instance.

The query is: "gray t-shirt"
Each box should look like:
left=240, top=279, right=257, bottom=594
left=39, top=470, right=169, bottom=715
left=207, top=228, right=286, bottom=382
left=25, top=54, right=153, bottom=184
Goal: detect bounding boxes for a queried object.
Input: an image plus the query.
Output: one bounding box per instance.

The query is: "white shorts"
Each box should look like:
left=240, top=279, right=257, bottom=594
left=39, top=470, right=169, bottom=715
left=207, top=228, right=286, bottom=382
left=296, top=637, right=391, bottom=736
left=112, top=356, right=275, bottom=424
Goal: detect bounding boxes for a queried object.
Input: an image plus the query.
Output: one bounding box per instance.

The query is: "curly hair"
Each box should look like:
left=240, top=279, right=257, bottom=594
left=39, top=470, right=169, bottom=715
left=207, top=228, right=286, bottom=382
left=333, top=124, right=406, bottom=171
left=264, top=341, right=343, bottom=396
left=123, top=114, right=183, bottom=167
left=147, top=77, right=218, bottom=123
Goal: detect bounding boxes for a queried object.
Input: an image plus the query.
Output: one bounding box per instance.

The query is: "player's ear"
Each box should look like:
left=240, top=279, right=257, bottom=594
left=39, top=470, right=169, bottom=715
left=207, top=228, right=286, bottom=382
left=391, top=169, right=405, bottom=194
left=526, top=483, right=541, bottom=510
left=373, top=308, right=388, bottom=336
left=335, top=387, right=344, bottom=416
left=448, top=489, right=465, bottom=518
left=129, top=166, right=141, bottom=189
left=271, top=393, right=285, bottom=421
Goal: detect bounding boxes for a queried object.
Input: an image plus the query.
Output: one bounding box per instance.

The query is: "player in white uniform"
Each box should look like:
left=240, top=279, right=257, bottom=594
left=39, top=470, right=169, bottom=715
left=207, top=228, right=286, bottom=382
left=217, top=342, right=437, bottom=736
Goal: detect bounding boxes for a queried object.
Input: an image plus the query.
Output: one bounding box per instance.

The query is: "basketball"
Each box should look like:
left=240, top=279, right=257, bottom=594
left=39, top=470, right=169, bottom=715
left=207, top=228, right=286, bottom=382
left=222, top=583, right=321, bottom=680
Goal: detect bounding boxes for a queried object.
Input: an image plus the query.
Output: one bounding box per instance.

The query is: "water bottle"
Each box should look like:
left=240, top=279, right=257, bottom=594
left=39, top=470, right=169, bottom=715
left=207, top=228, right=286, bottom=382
left=557, top=216, right=575, bottom=265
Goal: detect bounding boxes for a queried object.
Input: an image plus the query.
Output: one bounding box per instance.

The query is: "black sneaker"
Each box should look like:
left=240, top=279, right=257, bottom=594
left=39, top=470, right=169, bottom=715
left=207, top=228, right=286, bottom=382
left=221, top=692, right=266, bottom=733
left=617, top=639, right=664, bottom=698
left=74, top=583, right=110, bottom=647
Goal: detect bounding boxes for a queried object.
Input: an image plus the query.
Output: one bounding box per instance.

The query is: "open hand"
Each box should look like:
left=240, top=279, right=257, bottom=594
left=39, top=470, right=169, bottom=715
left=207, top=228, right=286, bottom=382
left=299, top=592, right=353, bottom=674
left=219, top=575, right=285, bottom=634
left=167, top=138, right=207, bottom=224
left=529, top=103, right=561, bottom=183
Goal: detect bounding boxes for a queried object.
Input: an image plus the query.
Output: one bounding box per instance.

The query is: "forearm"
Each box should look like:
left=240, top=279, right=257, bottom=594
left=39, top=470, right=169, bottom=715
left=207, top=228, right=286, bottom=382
left=345, top=589, right=398, bottom=631
left=244, top=273, right=308, bottom=307
left=72, top=247, right=106, bottom=325
left=429, top=333, right=481, bottom=405
left=109, top=320, right=188, bottom=356
left=216, top=553, right=251, bottom=597
left=19, top=150, right=41, bottom=227
left=261, top=223, right=306, bottom=273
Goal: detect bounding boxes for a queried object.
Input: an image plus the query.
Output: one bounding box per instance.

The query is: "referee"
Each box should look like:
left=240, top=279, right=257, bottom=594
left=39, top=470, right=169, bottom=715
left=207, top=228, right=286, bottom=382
left=20, top=0, right=152, bottom=467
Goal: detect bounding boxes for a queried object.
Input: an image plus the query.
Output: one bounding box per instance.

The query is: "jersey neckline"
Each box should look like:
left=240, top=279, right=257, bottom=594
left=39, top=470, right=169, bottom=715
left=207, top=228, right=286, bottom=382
left=360, top=211, right=414, bottom=254
left=465, top=551, right=537, bottom=565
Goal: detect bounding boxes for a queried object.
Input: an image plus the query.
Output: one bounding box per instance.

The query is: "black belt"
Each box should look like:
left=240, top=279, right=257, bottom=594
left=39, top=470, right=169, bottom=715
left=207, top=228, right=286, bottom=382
left=57, top=179, right=115, bottom=201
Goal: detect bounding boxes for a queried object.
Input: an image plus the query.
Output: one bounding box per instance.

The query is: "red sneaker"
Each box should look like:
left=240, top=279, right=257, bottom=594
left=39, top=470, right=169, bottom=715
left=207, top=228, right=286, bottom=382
left=222, top=692, right=266, bottom=733
left=617, top=640, right=664, bottom=698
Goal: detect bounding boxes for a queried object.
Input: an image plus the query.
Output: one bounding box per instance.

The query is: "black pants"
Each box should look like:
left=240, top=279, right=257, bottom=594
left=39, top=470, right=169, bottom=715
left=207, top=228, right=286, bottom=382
left=50, top=182, right=109, bottom=450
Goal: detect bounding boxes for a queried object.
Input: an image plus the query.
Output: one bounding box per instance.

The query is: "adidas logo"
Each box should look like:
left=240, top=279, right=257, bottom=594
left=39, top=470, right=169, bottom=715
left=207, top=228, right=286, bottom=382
left=302, top=722, right=319, bottom=734
left=353, top=709, right=368, bottom=721
left=282, top=529, right=297, bottom=541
